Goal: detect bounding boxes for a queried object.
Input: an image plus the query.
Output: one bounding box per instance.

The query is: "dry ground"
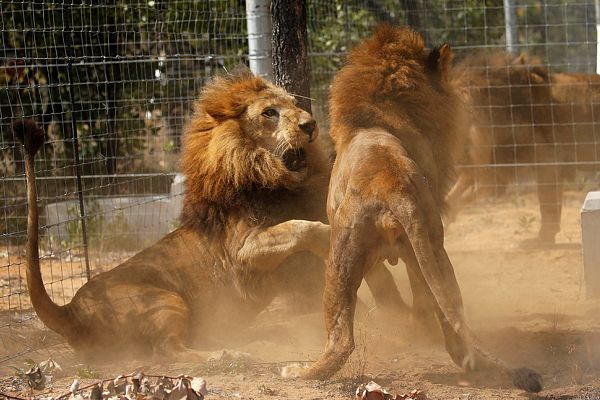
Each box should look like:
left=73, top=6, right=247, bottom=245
left=2, top=191, right=600, bottom=399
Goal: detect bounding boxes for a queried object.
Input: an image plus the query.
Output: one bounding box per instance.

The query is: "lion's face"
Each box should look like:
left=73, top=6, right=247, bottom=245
left=240, top=84, right=318, bottom=173
left=182, top=71, right=325, bottom=209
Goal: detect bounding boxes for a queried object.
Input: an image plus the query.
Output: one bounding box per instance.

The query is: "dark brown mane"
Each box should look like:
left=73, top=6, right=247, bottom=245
left=328, top=24, right=463, bottom=206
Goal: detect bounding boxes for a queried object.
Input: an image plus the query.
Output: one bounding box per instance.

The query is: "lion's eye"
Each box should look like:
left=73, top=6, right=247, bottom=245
left=262, top=108, right=278, bottom=118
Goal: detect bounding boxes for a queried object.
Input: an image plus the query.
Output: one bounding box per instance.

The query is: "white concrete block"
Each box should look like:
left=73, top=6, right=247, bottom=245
left=43, top=174, right=187, bottom=252
left=169, top=173, right=186, bottom=219
left=582, top=191, right=600, bottom=298
left=45, top=195, right=180, bottom=252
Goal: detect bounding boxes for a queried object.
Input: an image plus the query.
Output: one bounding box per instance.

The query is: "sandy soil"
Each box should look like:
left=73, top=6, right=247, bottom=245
left=2, top=191, right=600, bottom=399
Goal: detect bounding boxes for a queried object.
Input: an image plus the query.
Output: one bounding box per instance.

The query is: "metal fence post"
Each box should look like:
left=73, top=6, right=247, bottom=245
left=596, top=0, right=600, bottom=73
left=66, top=59, right=91, bottom=281
left=504, top=0, right=518, bottom=54
left=246, top=0, right=273, bottom=79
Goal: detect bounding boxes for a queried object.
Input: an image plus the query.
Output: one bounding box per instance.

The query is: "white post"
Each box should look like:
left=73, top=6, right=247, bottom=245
left=246, top=0, right=273, bottom=79
left=596, top=0, right=600, bottom=73
left=582, top=191, right=600, bottom=298
left=504, top=0, right=518, bottom=54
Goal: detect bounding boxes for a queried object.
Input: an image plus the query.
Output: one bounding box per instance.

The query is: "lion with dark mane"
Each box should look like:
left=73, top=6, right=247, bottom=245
left=293, top=26, right=542, bottom=393
left=445, top=51, right=574, bottom=244
left=19, top=71, right=335, bottom=360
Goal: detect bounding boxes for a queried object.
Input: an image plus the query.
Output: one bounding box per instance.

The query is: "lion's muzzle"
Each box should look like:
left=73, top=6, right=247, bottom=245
left=299, top=120, right=317, bottom=142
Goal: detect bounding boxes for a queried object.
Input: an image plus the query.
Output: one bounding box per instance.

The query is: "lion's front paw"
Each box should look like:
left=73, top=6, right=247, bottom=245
left=309, top=221, right=331, bottom=259
left=280, top=362, right=309, bottom=378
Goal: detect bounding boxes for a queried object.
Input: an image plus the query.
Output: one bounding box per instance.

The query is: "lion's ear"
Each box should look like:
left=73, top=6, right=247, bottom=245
left=426, top=43, right=453, bottom=81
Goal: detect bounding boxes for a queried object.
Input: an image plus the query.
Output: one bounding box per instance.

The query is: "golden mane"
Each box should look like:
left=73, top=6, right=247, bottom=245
left=180, top=70, right=313, bottom=233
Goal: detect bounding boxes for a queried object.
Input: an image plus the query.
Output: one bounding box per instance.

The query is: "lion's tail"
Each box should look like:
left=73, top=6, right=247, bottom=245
left=386, top=177, right=542, bottom=393
left=15, top=120, right=76, bottom=338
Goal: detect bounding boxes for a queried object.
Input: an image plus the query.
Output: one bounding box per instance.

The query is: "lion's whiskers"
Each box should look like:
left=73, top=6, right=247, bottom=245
left=290, top=92, right=316, bottom=102
left=273, top=139, right=292, bottom=157
left=291, top=137, right=302, bottom=152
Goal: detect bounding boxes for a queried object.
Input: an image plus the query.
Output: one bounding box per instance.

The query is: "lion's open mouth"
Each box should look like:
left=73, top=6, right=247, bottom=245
left=282, top=148, right=307, bottom=171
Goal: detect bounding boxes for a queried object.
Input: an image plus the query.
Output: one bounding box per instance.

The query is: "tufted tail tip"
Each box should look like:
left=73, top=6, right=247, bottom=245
left=512, top=367, right=543, bottom=393
left=13, top=119, right=45, bottom=156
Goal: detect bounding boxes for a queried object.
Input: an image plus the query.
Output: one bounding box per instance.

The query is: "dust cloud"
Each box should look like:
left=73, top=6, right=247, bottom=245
left=3, top=193, right=600, bottom=399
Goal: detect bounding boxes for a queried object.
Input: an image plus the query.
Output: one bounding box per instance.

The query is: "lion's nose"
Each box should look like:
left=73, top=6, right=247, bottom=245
left=299, top=120, right=317, bottom=140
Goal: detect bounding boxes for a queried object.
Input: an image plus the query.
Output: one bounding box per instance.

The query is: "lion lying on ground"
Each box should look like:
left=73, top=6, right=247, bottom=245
left=20, top=70, right=403, bottom=360
left=293, top=26, right=542, bottom=393
left=445, top=51, right=581, bottom=244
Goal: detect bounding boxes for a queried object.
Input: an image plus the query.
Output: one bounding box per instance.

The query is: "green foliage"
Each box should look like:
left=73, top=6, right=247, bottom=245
left=3, top=0, right=592, bottom=168
left=304, top=0, right=595, bottom=127
left=1, top=0, right=248, bottom=240
left=307, top=0, right=401, bottom=122
left=1, top=0, right=247, bottom=175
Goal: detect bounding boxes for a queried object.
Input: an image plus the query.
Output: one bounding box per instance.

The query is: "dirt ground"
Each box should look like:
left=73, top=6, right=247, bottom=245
left=2, top=191, right=600, bottom=399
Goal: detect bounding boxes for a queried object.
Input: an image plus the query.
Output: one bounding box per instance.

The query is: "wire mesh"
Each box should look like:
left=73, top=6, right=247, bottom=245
left=0, top=0, right=599, bottom=361
left=0, top=0, right=249, bottom=360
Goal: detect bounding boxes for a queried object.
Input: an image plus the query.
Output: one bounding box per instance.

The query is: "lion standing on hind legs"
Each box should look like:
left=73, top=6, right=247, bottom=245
left=18, top=71, right=337, bottom=361
left=290, top=26, right=542, bottom=393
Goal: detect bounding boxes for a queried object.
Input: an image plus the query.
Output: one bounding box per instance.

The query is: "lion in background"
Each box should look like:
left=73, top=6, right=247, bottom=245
left=446, top=52, right=600, bottom=244
left=550, top=71, right=600, bottom=178
left=294, top=26, right=542, bottom=393
left=19, top=71, right=335, bottom=360
left=446, top=51, right=570, bottom=244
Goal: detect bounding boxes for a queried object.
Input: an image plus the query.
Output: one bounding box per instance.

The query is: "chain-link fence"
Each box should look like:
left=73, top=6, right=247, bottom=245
left=1, top=0, right=599, bottom=362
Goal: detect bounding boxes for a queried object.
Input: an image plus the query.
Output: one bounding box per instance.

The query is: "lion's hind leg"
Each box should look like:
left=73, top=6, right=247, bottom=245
left=535, top=164, right=563, bottom=244
left=133, top=289, right=195, bottom=361
left=300, top=206, right=383, bottom=380
left=364, top=263, right=410, bottom=316
left=444, top=173, right=474, bottom=225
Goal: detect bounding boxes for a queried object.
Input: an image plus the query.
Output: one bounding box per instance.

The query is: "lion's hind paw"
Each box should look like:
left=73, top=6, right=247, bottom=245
left=512, top=367, right=543, bottom=393
left=280, top=362, right=309, bottom=378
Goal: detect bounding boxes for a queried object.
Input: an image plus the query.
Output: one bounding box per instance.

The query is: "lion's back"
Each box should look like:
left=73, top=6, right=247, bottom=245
left=329, top=26, right=464, bottom=205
